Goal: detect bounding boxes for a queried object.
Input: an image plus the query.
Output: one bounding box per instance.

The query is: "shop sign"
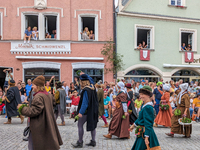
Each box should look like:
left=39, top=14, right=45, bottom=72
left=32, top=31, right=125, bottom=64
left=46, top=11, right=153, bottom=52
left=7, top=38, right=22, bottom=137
left=10, top=41, right=71, bottom=54
left=140, top=50, right=150, bottom=61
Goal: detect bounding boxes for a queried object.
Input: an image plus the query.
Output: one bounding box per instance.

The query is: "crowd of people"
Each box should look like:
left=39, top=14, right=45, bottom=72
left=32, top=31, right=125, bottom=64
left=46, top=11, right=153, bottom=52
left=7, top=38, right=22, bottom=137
left=24, top=26, right=57, bottom=44
left=181, top=43, right=192, bottom=51
left=0, top=68, right=197, bottom=149
left=80, top=27, right=95, bottom=40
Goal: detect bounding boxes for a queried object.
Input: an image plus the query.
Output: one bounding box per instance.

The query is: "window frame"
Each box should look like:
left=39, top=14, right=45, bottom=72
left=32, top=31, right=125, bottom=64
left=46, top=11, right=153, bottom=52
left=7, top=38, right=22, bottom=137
left=21, top=12, right=60, bottom=40
left=135, top=24, right=155, bottom=50
left=0, top=12, right=3, bottom=39
left=179, top=28, right=197, bottom=52
left=78, top=13, right=98, bottom=41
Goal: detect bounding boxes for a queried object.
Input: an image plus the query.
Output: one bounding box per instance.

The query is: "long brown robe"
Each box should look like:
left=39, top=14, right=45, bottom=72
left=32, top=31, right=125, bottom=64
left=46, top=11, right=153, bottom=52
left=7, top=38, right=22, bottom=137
left=97, top=88, right=104, bottom=116
left=21, top=92, right=63, bottom=150
left=109, top=92, right=130, bottom=138
left=171, top=92, right=192, bottom=137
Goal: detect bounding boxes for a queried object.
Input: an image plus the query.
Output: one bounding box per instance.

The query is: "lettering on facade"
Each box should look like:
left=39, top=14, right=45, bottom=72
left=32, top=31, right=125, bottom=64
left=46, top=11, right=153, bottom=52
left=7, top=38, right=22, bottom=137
left=193, top=58, right=200, bottom=63
left=15, top=44, right=66, bottom=49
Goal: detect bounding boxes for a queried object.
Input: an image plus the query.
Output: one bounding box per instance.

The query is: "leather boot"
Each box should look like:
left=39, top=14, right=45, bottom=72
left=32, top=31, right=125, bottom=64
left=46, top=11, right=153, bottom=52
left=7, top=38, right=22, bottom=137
left=86, top=140, right=96, bottom=147
left=58, top=121, right=65, bottom=126
left=4, top=118, right=11, bottom=124
left=19, top=115, right=24, bottom=124
left=103, top=133, right=112, bottom=139
left=165, top=133, right=174, bottom=137
left=71, top=140, right=83, bottom=148
left=102, top=124, right=109, bottom=128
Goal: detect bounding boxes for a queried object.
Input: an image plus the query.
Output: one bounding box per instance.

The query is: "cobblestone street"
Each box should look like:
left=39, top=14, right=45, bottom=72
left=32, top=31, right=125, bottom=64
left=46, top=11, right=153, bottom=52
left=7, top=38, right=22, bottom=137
left=0, top=115, right=199, bottom=150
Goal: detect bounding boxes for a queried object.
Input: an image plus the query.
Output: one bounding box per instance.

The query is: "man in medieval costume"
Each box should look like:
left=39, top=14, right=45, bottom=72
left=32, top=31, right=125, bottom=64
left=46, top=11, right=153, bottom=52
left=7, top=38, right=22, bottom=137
left=71, top=73, right=98, bottom=148
left=103, top=81, right=130, bottom=139
left=166, top=83, right=192, bottom=138
left=3, top=80, right=24, bottom=124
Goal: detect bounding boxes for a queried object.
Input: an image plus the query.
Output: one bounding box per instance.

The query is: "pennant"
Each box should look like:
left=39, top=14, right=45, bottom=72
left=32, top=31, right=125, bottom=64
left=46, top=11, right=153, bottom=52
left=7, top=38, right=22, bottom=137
left=185, top=52, right=194, bottom=63
left=140, top=50, right=150, bottom=61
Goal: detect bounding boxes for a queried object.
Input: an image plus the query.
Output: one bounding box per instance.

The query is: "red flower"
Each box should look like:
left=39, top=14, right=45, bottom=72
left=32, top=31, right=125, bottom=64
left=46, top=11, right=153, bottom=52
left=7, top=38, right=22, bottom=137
left=139, top=129, right=142, bottom=131
left=138, top=132, right=140, bottom=135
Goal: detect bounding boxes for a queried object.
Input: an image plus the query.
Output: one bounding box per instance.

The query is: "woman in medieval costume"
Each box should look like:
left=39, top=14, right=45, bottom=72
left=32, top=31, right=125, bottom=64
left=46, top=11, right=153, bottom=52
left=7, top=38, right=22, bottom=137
left=166, top=83, right=192, bottom=138
left=54, top=81, right=66, bottom=126
left=154, top=84, right=173, bottom=127
left=71, top=73, right=99, bottom=148
left=3, top=80, right=24, bottom=124
left=126, top=83, right=138, bottom=124
left=103, top=81, right=130, bottom=139
left=95, top=81, right=109, bottom=128
left=17, top=76, right=63, bottom=150
left=129, top=86, right=160, bottom=150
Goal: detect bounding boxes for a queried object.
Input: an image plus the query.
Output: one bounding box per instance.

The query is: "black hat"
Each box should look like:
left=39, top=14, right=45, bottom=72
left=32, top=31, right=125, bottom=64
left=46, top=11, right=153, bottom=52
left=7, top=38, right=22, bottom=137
left=10, top=80, right=15, bottom=83
left=80, top=74, right=89, bottom=81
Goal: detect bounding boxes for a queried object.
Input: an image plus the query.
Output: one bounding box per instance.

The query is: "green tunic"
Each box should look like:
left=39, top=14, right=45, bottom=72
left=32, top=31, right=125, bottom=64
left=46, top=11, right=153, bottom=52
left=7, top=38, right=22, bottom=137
left=132, top=103, right=160, bottom=150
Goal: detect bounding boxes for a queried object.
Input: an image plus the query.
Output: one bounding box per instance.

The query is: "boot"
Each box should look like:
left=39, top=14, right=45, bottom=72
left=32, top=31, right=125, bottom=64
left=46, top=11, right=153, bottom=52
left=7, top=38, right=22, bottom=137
left=86, top=140, right=96, bottom=147
left=102, top=123, right=109, bottom=128
left=71, top=140, right=83, bottom=148
left=23, top=137, right=29, bottom=141
left=165, top=133, right=174, bottom=137
left=58, top=121, right=65, bottom=126
left=4, top=118, right=11, bottom=124
left=153, top=123, right=158, bottom=127
left=19, top=115, right=24, bottom=124
left=103, top=133, right=112, bottom=139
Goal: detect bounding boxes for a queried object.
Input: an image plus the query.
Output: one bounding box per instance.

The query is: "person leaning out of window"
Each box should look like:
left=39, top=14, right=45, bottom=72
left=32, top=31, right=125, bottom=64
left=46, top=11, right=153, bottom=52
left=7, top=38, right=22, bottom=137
left=181, top=43, right=187, bottom=51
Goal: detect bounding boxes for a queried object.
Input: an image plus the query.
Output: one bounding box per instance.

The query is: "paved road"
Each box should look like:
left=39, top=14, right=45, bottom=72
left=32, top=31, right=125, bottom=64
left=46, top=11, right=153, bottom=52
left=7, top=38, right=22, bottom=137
left=0, top=115, right=199, bottom=150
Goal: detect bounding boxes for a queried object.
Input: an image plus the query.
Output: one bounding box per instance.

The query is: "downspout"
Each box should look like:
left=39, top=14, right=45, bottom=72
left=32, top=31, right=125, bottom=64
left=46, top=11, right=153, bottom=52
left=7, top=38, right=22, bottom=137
left=113, top=0, right=117, bottom=82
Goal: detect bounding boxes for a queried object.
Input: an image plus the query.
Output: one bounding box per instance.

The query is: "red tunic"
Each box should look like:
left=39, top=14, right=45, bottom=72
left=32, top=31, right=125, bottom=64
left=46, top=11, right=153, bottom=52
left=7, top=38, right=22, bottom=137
left=0, top=103, right=5, bottom=111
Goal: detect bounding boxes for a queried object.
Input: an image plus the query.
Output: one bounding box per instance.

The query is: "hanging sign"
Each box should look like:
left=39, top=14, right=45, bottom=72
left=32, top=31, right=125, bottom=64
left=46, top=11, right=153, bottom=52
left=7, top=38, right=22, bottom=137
left=140, top=50, right=150, bottom=61
left=185, top=52, right=194, bottom=63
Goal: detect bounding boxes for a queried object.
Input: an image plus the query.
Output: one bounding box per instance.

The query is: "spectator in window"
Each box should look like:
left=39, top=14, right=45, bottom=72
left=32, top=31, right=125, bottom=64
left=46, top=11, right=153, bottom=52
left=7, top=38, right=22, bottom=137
left=51, top=30, right=55, bottom=38
left=89, top=30, right=95, bottom=40
left=25, top=79, right=32, bottom=97
left=3, top=68, right=13, bottom=89
left=187, top=44, right=192, bottom=51
left=45, top=33, right=51, bottom=38
left=54, top=30, right=57, bottom=39
left=24, top=26, right=32, bottom=44
left=32, top=27, right=39, bottom=40
left=181, top=43, right=187, bottom=51
left=137, top=43, right=143, bottom=49
left=142, top=41, right=147, bottom=48
left=80, top=27, right=90, bottom=40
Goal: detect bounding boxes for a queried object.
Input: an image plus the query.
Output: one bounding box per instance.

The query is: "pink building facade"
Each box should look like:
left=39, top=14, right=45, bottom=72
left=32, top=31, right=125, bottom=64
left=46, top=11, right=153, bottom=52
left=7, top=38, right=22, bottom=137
left=0, top=0, right=114, bottom=87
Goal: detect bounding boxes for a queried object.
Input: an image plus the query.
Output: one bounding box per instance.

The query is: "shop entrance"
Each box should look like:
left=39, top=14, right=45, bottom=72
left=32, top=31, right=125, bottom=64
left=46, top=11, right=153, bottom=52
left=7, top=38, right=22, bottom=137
left=190, top=77, right=200, bottom=83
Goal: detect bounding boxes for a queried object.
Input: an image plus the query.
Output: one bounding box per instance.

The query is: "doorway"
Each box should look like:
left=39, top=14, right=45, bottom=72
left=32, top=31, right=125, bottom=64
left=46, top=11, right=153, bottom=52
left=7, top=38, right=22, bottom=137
left=0, top=68, right=8, bottom=90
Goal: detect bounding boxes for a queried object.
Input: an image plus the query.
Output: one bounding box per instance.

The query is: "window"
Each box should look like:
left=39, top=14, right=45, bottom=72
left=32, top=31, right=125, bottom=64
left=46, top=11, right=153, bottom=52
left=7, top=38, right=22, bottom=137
left=170, top=0, right=186, bottom=6
left=22, top=13, right=59, bottom=40
left=180, top=28, right=197, bottom=51
left=135, top=24, right=154, bottom=49
left=78, top=14, right=98, bottom=41
left=44, top=15, right=57, bottom=39
left=73, top=69, right=103, bottom=83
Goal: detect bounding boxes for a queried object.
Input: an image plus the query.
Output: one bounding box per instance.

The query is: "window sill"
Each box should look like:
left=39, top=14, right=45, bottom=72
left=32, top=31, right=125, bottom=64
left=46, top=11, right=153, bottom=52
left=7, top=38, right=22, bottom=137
left=168, top=5, right=187, bottom=8
left=134, top=48, right=155, bottom=51
left=179, top=50, right=196, bottom=53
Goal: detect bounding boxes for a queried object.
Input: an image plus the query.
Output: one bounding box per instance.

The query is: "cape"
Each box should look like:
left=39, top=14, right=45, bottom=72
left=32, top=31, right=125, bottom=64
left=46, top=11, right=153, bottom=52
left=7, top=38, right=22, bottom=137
left=127, top=91, right=138, bottom=123
left=5, top=86, right=21, bottom=117
left=57, top=88, right=66, bottom=114
left=77, top=86, right=99, bottom=131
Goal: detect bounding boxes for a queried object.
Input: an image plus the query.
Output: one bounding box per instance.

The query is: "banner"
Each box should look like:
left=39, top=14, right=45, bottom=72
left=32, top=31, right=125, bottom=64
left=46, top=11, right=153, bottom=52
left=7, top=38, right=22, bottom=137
left=185, top=52, right=194, bottom=63
left=140, top=50, right=150, bottom=61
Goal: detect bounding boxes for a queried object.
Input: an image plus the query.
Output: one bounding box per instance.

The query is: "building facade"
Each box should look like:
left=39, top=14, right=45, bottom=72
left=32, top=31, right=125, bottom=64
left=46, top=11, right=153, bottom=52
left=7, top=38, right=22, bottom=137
left=117, top=0, right=200, bottom=83
left=0, top=0, right=114, bottom=88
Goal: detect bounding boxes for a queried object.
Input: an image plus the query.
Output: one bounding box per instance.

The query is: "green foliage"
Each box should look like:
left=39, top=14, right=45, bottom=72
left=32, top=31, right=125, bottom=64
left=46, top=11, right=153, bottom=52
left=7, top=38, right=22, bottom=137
left=0, top=98, right=2, bottom=103
left=117, top=79, right=120, bottom=82
left=18, top=104, right=27, bottom=115
left=181, top=117, right=192, bottom=123
left=122, top=115, right=126, bottom=119
left=174, top=109, right=181, bottom=116
left=101, top=39, right=124, bottom=74
left=76, top=70, right=82, bottom=76
left=75, top=115, right=79, bottom=121
left=159, top=103, right=169, bottom=111
left=135, top=126, right=143, bottom=138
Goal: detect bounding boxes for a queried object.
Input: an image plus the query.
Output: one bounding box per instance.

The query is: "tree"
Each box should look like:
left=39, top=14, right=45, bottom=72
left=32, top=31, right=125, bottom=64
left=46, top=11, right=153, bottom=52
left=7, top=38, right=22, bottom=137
left=101, top=39, right=124, bottom=76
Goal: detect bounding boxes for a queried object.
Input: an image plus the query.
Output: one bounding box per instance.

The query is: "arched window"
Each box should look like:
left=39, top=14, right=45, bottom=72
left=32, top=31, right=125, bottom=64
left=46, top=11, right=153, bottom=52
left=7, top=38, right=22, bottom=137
left=172, top=70, right=199, bottom=76
left=125, top=69, right=160, bottom=82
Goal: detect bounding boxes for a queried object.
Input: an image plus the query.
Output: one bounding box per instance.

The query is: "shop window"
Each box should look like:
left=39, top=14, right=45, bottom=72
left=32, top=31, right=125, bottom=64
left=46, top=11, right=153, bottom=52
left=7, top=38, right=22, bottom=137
left=135, top=25, right=154, bottom=49
left=25, top=15, right=39, bottom=31
left=73, top=69, right=103, bottom=83
left=78, top=14, right=98, bottom=41
left=125, top=69, right=160, bottom=82
left=45, top=16, right=57, bottom=39
left=180, top=28, right=197, bottom=51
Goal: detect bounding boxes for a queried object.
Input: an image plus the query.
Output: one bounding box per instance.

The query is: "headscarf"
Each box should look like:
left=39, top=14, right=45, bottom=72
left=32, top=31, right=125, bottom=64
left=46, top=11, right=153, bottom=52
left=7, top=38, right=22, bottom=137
left=117, top=81, right=125, bottom=92
left=163, top=85, right=170, bottom=92
left=178, top=83, right=188, bottom=104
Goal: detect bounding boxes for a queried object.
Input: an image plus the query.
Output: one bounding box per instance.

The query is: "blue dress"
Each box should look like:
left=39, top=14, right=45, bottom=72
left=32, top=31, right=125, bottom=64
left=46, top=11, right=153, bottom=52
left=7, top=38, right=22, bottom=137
left=131, top=103, right=160, bottom=150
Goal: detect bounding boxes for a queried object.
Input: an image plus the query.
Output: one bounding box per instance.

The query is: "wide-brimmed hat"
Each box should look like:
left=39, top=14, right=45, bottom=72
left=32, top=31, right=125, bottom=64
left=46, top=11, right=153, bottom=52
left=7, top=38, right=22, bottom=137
left=139, top=85, right=153, bottom=97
